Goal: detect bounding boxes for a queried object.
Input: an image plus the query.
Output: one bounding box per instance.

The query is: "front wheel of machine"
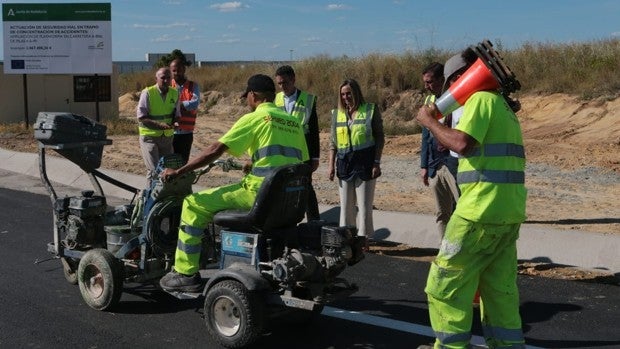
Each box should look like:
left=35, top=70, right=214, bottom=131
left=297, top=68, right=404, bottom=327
left=204, top=280, right=265, bottom=349
left=77, top=248, right=123, bottom=311
left=61, top=257, right=78, bottom=285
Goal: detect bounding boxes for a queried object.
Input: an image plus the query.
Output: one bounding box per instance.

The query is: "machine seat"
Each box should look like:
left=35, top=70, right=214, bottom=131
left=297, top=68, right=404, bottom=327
left=213, top=163, right=310, bottom=233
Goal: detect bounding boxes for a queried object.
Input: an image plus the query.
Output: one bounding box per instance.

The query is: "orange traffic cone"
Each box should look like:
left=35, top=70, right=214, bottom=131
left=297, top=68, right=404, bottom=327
left=434, top=58, right=500, bottom=119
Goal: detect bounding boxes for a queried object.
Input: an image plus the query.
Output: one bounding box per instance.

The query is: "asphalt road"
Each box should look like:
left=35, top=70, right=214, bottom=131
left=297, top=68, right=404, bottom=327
left=0, top=185, right=619, bottom=349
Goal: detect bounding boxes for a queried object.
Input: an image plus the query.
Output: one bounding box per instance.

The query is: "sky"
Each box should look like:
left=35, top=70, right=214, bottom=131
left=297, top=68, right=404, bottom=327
left=2, top=0, right=620, bottom=62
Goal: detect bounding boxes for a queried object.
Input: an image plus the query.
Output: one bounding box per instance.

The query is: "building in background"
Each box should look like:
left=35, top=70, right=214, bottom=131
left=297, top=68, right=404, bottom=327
left=0, top=62, right=119, bottom=124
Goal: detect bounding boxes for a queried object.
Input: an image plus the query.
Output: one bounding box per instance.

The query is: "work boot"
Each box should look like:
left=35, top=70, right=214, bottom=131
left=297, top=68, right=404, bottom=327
left=159, top=269, right=202, bottom=292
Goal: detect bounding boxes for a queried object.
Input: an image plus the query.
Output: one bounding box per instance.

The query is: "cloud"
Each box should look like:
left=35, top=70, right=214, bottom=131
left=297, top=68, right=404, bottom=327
left=215, top=38, right=241, bottom=44
left=162, top=0, right=182, bottom=5
left=151, top=34, right=173, bottom=42
left=612, top=32, right=620, bottom=37
left=211, top=2, right=247, bottom=12
left=326, top=4, right=350, bottom=11
left=303, top=36, right=321, bottom=43
left=133, top=22, right=190, bottom=29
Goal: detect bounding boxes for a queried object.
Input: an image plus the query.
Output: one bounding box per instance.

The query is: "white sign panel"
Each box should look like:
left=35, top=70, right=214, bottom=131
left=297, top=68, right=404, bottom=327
left=2, top=3, right=111, bottom=74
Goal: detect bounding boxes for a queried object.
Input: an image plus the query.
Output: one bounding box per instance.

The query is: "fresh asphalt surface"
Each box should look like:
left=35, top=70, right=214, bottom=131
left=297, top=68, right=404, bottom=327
left=1, top=172, right=619, bottom=348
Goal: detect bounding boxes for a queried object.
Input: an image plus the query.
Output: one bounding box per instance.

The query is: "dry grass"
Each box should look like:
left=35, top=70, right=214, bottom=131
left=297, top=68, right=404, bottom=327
left=6, top=39, right=618, bottom=136
left=115, top=39, right=620, bottom=135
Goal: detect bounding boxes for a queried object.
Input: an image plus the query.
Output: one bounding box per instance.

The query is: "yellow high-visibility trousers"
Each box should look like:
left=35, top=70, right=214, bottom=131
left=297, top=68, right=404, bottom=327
left=424, top=215, right=525, bottom=349
left=174, top=182, right=256, bottom=275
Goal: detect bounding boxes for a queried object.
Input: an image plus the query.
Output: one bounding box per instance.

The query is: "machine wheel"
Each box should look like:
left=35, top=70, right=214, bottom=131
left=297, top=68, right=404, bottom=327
left=145, top=197, right=183, bottom=255
left=204, top=280, right=265, bottom=349
left=77, top=248, right=123, bottom=311
left=61, top=257, right=79, bottom=285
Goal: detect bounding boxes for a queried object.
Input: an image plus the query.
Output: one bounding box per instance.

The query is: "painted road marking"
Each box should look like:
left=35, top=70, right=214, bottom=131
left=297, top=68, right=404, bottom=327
left=322, top=306, right=545, bottom=349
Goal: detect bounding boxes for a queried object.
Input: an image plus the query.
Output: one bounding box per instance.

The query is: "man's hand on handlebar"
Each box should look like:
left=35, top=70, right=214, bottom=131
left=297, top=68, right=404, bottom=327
left=160, top=168, right=178, bottom=183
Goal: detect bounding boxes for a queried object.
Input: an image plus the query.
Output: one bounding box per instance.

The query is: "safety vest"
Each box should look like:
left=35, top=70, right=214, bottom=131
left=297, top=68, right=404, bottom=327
left=424, top=94, right=436, bottom=105
left=454, top=91, right=526, bottom=224
left=138, top=85, right=178, bottom=137
left=275, top=90, right=316, bottom=134
left=171, top=80, right=198, bottom=132
left=218, top=102, right=308, bottom=179
left=331, top=103, right=376, bottom=155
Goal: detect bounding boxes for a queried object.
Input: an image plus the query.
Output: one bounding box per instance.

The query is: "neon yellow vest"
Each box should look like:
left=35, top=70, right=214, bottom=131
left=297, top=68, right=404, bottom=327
left=331, top=103, right=376, bottom=155
left=219, top=102, right=309, bottom=180
left=454, top=91, right=526, bottom=224
left=275, top=90, right=316, bottom=134
left=138, top=85, right=179, bottom=137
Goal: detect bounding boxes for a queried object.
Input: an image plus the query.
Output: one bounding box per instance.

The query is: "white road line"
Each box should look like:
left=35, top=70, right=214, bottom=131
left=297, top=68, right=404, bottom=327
left=321, top=306, right=545, bottom=349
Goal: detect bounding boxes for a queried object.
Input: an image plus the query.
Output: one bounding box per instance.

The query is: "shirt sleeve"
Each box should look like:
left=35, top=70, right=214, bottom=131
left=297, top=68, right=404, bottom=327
left=182, top=82, right=200, bottom=111
left=137, top=89, right=149, bottom=119
left=455, top=92, right=490, bottom=144
left=218, top=113, right=253, bottom=157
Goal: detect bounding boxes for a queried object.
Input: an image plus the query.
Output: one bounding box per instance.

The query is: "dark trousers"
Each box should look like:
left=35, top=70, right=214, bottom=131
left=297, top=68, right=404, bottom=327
left=173, top=133, right=194, bottom=165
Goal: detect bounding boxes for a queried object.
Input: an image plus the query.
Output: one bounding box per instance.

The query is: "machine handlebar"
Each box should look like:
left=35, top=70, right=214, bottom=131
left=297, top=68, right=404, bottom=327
left=193, top=158, right=243, bottom=183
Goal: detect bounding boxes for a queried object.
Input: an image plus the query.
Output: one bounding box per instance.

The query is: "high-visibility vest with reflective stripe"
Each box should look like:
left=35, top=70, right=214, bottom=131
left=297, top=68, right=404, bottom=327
left=454, top=91, right=526, bottom=224
left=331, top=103, right=376, bottom=155
left=138, top=85, right=178, bottom=137
left=275, top=90, right=315, bottom=134
left=218, top=102, right=308, bottom=179
left=172, top=80, right=197, bottom=132
left=250, top=137, right=307, bottom=177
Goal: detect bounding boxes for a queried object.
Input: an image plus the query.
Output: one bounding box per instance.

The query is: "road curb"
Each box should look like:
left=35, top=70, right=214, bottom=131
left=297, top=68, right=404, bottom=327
left=1, top=147, right=618, bottom=274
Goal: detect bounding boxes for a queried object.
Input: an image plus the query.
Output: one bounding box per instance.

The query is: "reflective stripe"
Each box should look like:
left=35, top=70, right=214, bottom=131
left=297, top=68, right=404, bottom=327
left=467, top=143, right=525, bottom=158
left=252, top=144, right=303, bottom=162
left=177, top=240, right=201, bottom=254
left=286, top=185, right=305, bottom=192
left=251, top=166, right=276, bottom=176
left=434, top=330, right=471, bottom=344
left=183, top=225, right=204, bottom=237
left=482, top=325, right=525, bottom=343
left=458, top=170, right=525, bottom=184
left=435, top=90, right=460, bottom=116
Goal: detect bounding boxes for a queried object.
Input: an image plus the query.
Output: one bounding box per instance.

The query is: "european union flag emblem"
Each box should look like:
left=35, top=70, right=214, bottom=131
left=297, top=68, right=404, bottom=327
left=11, top=60, right=25, bottom=69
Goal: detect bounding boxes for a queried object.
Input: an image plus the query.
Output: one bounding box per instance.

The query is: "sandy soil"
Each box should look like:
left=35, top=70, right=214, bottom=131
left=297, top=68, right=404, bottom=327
left=116, top=91, right=620, bottom=234
left=2, top=91, right=618, bottom=235
left=1, top=91, right=618, bottom=282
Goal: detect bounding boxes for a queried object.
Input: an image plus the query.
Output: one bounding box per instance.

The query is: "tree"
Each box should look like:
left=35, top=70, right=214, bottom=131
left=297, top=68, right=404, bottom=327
left=154, top=49, right=192, bottom=68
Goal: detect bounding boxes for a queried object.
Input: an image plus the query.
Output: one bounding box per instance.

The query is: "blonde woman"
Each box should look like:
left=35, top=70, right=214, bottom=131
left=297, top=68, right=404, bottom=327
left=327, top=79, right=384, bottom=249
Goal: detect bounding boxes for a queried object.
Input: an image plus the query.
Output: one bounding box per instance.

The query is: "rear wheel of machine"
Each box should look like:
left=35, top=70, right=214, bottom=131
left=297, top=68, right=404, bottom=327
left=204, top=280, right=265, bottom=348
left=77, top=248, right=123, bottom=311
left=61, top=257, right=79, bottom=285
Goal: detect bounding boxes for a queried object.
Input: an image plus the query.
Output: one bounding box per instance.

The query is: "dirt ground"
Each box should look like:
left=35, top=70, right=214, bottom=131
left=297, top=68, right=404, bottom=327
left=1, top=91, right=618, bottom=283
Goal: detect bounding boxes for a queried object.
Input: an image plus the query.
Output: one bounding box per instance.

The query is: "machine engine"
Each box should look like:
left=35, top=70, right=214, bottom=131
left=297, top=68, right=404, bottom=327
left=55, top=190, right=107, bottom=249
left=262, top=224, right=365, bottom=286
